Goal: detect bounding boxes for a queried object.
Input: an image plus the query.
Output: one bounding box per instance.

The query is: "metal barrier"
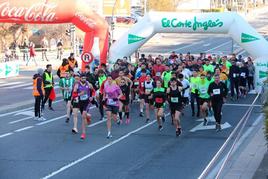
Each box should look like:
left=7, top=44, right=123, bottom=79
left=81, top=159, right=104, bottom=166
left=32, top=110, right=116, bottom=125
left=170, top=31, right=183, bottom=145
left=198, top=90, right=262, bottom=179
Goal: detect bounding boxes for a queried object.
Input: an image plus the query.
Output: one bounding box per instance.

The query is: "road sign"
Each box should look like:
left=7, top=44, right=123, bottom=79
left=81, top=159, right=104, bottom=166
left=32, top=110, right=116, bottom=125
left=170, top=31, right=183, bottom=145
left=81, top=52, right=94, bottom=64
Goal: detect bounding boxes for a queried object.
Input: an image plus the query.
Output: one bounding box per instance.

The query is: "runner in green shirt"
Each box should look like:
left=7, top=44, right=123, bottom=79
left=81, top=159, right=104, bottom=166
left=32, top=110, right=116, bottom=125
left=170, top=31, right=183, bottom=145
left=197, top=73, right=211, bottom=126
left=190, top=70, right=200, bottom=117
left=59, top=71, right=75, bottom=123
left=161, top=66, right=172, bottom=89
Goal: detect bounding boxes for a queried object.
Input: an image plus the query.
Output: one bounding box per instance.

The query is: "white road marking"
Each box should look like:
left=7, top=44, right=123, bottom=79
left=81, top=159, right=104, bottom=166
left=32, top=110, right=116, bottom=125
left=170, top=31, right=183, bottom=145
left=4, top=82, right=32, bottom=89
left=42, top=120, right=158, bottom=179
left=14, top=111, right=35, bottom=117
left=0, top=99, right=63, bottom=118
left=190, top=122, right=231, bottom=132
left=9, top=116, right=33, bottom=124
left=0, top=132, right=13, bottom=138
left=0, top=82, right=23, bottom=88
left=205, top=41, right=231, bottom=52
left=203, top=43, right=211, bottom=47
left=224, top=103, right=262, bottom=107
left=196, top=116, right=215, bottom=122
left=14, top=126, right=34, bottom=132
left=36, top=115, right=67, bottom=126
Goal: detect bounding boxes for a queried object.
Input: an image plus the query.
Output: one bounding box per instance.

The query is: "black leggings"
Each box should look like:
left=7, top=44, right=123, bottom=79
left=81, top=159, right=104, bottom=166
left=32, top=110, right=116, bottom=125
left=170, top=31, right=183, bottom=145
left=230, top=79, right=239, bottom=98
left=35, top=96, right=43, bottom=117
left=190, top=93, right=200, bottom=115
left=212, top=101, right=223, bottom=124
left=43, top=87, right=52, bottom=108
left=247, top=76, right=254, bottom=91
left=99, top=93, right=104, bottom=118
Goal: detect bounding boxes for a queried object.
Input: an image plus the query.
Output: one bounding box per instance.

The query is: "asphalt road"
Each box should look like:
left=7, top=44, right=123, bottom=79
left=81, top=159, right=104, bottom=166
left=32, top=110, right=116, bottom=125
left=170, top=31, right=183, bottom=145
left=0, top=9, right=267, bottom=179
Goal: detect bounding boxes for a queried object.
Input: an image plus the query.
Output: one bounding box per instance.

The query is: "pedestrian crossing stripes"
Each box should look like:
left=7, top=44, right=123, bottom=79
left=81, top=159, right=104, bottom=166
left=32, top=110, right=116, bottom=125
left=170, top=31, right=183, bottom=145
left=0, top=82, right=59, bottom=90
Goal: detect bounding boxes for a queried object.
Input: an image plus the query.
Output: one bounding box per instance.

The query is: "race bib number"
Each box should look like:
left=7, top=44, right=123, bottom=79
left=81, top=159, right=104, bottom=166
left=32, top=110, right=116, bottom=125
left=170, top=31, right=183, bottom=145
left=134, top=81, right=139, bottom=86
left=191, top=84, right=197, bottom=89
left=155, top=97, right=164, bottom=103
left=200, top=88, right=207, bottom=94
left=145, top=89, right=152, bottom=94
left=80, top=94, right=89, bottom=100
left=241, top=73, right=246, bottom=77
left=107, top=99, right=116, bottom=106
left=213, top=89, right=220, bottom=95
left=156, top=72, right=161, bottom=77
left=170, top=97, right=179, bottom=103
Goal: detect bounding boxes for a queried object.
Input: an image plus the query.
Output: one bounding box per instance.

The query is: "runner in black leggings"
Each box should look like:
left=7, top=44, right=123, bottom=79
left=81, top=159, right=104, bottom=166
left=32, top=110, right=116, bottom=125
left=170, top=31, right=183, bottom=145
left=208, top=74, right=228, bottom=132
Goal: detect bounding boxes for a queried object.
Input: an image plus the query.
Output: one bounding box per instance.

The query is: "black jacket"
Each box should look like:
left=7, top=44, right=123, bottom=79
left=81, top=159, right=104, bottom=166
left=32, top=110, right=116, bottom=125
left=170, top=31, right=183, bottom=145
left=229, top=65, right=240, bottom=80
left=208, top=81, right=228, bottom=103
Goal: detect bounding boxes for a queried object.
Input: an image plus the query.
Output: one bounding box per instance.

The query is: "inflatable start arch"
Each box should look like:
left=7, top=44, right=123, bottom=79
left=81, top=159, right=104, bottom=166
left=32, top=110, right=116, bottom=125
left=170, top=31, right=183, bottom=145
left=0, top=0, right=109, bottom=69
left=109, top=12, right=268, bottom=90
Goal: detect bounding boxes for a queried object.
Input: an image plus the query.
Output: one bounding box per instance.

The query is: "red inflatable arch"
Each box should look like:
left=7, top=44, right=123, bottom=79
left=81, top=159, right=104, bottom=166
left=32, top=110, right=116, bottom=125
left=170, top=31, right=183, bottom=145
left=0, top=0, right=109, bottom=70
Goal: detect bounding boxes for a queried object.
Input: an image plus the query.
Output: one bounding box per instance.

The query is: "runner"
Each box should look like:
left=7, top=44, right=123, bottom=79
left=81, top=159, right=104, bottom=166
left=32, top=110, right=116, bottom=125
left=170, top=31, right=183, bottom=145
left=166, top=77, right=183, bottom=136
left=178, top=73, right=190, bottom=114
left=59, top=70, right=75, bottom=123
left=162, top=65, right=172, bottom=89
left=57, top=58, right=70, bottom=79
left=197, top=73, right=211, bottom=126
left=229, top=61, right=240, bottom=100
left=138, top=69, right=147, bottom=117
left=68, top=53, right=78, bottom=70
left=190, top=70, right=200, bottom=117
left=103, top=75, right=122, bottom=139
left=239, top=62, right=249, bottom=98
left=71, top=73, right=81, bottom=134
left=118, top=78, right=131, bottom=124
left=152, top=58, right=166, bottom=81
left=98, top=69, right=107, bottom=120
left=208, top=74, right=228, bottom=132
left=152, top=79, right=166, bottom=131
left=72, top=73, right=95, bottom=140
left=143, top=74, right=155, bottom=123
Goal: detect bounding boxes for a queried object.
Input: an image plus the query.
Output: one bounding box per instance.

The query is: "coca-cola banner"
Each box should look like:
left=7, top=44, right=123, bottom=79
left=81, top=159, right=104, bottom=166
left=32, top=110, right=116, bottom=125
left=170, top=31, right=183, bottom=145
left=0, top=0, right=109, bottom=68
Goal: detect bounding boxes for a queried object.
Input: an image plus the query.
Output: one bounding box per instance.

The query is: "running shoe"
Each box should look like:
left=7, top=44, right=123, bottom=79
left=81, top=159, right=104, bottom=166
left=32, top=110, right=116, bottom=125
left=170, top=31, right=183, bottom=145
left=107, top=132, right=112, bottom=139
left=65, top=118, right=70, bottom=123
left=176, top=128, right=182, bottom=137
left=216, top=124, right=222, bottom=132
left=158, top=125, right=163, bottom=131
left=203, top=118, right=208, bottom=126
left=72, top=128, right=78, bottom=134
left=117, top=119, right=121, bottom=125
left=146, top=118, right=150, bottom=123
left=126, top=118, right=130, bottom=124
left=139, top=112, right=144, bottom=117
left=33, top=117, right=39, bottom=121
left=48, top=107, right=55, bottom=111
left=80, top=133, right=86, bottom=140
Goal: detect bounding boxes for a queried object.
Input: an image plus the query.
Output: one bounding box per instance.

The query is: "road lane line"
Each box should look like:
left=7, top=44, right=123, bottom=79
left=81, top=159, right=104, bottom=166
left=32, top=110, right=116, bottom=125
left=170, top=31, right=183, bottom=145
left=205, top=41, right=231, bottom=52
left=0, top=82, right=23, bottom=87
left=0, top=132, right=13, bottom=138
left=42, top=120, right=158, bottom=179
left=14, top=126, right=34, bottom=132
left=171, top=41, right=204, bottom=53
left=9, top=116, right=33, bottom=124
left=42, top=112, right=170, bottom=179
left=0, top=99, right=63, bottom=118
left=4, top=82, right=32, bottom=89
left=224, top=103, right=262, bottom=107
left=36, top=115, right=67, bottom=126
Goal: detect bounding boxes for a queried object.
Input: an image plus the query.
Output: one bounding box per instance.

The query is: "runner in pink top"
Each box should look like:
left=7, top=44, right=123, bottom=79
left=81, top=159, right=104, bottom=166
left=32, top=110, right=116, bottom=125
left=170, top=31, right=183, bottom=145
left=103, top=75, right=122, bottom=139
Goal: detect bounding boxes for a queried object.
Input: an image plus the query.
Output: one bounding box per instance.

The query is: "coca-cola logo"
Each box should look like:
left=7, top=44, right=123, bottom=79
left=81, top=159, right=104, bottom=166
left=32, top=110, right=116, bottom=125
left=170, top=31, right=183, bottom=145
left=0, top=2, right=57, bottom=22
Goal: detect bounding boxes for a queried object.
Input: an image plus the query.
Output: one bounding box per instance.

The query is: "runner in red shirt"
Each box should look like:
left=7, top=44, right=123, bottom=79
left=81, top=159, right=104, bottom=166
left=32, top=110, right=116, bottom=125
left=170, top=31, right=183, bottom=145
left=153, top=58, right=166, bottom=81
left=138, top=69, right=147, bottom=117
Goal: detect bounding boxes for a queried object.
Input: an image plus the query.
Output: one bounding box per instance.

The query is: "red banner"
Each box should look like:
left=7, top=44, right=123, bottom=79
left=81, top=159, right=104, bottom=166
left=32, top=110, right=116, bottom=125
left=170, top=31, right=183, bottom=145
left=0, top=0, right=109, bottom=69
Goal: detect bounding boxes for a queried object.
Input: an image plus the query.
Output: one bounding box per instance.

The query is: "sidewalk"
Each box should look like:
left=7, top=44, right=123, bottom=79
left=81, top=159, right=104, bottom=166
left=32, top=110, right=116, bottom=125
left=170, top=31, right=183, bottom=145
left=222, top=116, right=267, bottom=179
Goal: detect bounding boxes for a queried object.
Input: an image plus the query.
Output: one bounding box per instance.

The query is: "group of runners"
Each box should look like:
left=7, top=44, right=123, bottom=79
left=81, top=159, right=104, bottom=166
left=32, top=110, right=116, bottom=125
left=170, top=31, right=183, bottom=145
left=33, top=51, right=255, bottom=140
